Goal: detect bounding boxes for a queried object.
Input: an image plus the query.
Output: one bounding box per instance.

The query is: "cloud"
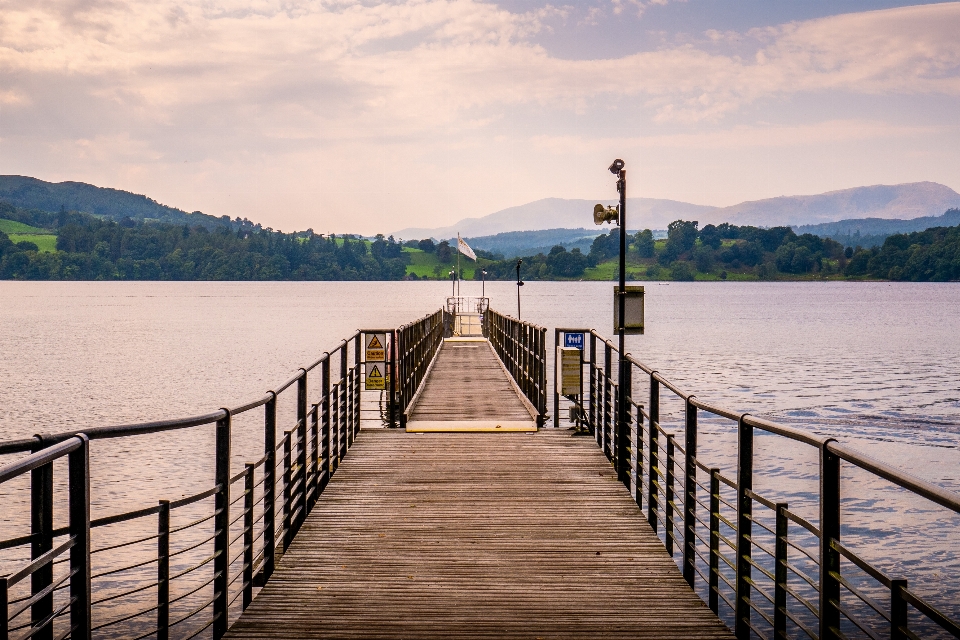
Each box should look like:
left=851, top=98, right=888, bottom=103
left=1, top=1, right=958, bottom=230
left=531, top=120, right=949, bottom=154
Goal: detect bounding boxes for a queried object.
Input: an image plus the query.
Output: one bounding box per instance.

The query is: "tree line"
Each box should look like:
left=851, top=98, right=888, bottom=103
left=0, top=207, right=408, bottom=280
left=2, top=200, right=958, bottom=281
left=469, top=219, right=960, bottom=281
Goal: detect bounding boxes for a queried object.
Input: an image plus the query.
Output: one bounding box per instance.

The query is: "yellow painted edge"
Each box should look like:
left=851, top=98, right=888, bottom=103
left=444, top=337, right=488, bottom=343
left=406, top=420, right=537, bottom=433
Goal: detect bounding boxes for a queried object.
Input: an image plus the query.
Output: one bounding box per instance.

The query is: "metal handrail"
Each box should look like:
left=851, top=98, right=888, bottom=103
left=554, top=326, right=960, bottom=640
left=0, top=328, right=370, bottom=640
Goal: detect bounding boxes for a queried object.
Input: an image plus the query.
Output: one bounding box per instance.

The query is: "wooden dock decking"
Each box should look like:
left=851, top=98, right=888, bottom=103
left=404, top=339, right=539, bottom=432
left=224, top=430, right=733, bottom=639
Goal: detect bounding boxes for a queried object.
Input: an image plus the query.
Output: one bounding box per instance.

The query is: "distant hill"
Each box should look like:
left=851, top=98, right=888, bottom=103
left=712, top=182, right=960, bottom=227
left=0, top=176, right=229, bottom=228
left=393, top=197, right=716, bottom=240
left=395, top=182, right=960, bottom=239
left=793, top=208, right=960, bottom=248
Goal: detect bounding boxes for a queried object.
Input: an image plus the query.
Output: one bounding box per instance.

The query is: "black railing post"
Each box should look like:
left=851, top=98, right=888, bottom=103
left=296, top=370, right=308, bottom=530
left=735, top=415, right=753, bottom=639
left=391, top=329, right=399, bottom=428
left=321, top=358, right=331, bottom=485
left=0, top=575, right=8, bottom=640
left=262, top=393, right=277, bottom=582
left=340, top=347, right=348, bottom=460
left=282, top=430, right=293, bottom=551
left=243, top=463, right=255, bottom=609
left=30, top=435, right=53, bottom=640
left=603, top=342, right=612, bottom=454
left=709, top=468, right=720, bottom=614
left=589, top=333, right=598, bottom=439
left=309, top=403, right=319, bottom=507
left=157, top=500, right=170, bottom=640
left=820, top=440, right=841, bottom=640
left=683, top=397, right=698, bottom=588
left=617, top=360, right=632, bottom=486
left=666, top=434, right=676, bottom=557
left=553, top=329, right=560, bottom=429
left=68, top=435, right=91, bottom=640
left=648, top=375, right=660, bottom=530
left=775, top=502, right=789, bottom=640
left=213, top=411, right=231, bottom=639
left=331, top=378, right=340, bottom=472
left=891, top=579, right=908, bottom=640
left=538, top=327, right=547, bottom=427
left=631, top=400, right=640, bottom=505
left=354, top=333, right=362, bottom=437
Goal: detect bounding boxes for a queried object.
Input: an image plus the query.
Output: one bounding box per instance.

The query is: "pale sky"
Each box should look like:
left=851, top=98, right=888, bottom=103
left=1, top=0, right=959, bottom=235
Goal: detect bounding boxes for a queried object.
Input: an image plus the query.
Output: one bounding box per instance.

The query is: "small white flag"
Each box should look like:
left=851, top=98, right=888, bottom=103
left=457, top=234, right=477, bottom=261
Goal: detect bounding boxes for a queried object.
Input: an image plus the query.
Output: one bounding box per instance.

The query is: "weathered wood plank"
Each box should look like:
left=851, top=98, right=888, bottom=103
left=224, top=431, right=733, bottom=639
left=406, top=341, right=537, bottom=426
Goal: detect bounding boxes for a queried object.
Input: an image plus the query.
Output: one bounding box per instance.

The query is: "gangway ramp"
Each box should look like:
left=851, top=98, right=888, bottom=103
left=404, top=338, right=538, bottom=432
left=223, top=430, right=733, bottom=639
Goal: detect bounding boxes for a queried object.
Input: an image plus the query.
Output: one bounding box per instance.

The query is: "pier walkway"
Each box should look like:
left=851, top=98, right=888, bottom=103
left=223, top=428, right=732, bottom=639
left=6, top=304, right=954, bottom=640
left=404, top=338, right=539, bottom=431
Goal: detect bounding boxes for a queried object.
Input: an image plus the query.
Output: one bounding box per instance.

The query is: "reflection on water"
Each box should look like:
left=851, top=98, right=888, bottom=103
left=1, top=281, right=958, bottom=636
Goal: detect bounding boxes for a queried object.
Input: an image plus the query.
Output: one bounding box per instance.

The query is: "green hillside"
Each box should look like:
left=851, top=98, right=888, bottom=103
left=0, top=176, right=230, bottom=229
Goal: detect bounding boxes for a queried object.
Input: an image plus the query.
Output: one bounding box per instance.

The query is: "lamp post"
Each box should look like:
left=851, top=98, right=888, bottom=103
left=449, top=269, right=455, bottom=298
left=481, top=269, right=488, bottom=298
left=515, top=259, right=524, bottom=320
left=593, top=159, right=629, bottom=482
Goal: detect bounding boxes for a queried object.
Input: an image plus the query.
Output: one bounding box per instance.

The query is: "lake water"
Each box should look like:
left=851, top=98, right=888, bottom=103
left=1, top=281, right=959, bottom=636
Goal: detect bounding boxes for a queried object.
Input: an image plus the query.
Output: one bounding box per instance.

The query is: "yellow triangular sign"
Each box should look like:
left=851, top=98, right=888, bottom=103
left=368, top=365, right=383, bottom=379
left=368, top=335, right=383, bottom=349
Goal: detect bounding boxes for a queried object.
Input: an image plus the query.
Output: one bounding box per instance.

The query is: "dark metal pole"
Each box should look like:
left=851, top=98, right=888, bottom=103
left=774, top=502, right=789, bottom=640
left=820, top=441, right=842, bottom=640
left=616, top=168, right=629, bottom=483
left=242, top=463, right=255, bottom=609
left=735, top=415, right=754, bottom=640
left=30, top=435, right=53, bottom=640
left=157, top=500, right=170, bottom=640
left=262, top=393, right=277, bottom=581
left=213, top=412, right=231, bottom=639
left=515, top=259, right=523, bottom=320
left=68, top=435, right=91, bottom=640
left=683, top=397, right=698, bottom=588
left=296, top=370, right=308, bottom=531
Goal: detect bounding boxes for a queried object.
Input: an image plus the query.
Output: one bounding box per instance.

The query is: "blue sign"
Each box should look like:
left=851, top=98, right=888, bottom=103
left=564, top=332, right=584, bottom=350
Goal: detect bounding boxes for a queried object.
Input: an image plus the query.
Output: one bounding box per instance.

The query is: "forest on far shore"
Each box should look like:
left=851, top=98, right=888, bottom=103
left=1, top=201, right=959, bottom=282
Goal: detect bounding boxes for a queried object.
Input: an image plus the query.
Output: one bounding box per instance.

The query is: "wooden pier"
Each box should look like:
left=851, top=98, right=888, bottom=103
left=224, top=338, right=732, bottom=639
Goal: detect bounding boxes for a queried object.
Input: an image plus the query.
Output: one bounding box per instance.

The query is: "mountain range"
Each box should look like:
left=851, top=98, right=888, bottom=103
left=393, top=182, right=960, bottom=240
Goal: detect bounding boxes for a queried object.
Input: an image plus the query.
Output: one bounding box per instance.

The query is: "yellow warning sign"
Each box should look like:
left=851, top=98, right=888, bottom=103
left=365, top=363, right=386, bottom=390
left=365, top=333, right=386, bottom=362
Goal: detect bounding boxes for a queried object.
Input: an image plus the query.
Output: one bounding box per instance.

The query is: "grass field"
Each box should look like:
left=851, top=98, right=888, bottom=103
left=0, top=219, right=54, bottom=235
left=9, top=234, right=58, bottom=252
left=403, top=247, right=478, bottom=279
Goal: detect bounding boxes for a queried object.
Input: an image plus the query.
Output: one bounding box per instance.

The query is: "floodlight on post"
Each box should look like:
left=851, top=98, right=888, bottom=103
left=449, top=269, right=455, bottom=297
left=591, top=158, right=631, bottom=484
left=515, top=259, right=524, bottom=320
left=481, top=269, right=487, bottom=297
